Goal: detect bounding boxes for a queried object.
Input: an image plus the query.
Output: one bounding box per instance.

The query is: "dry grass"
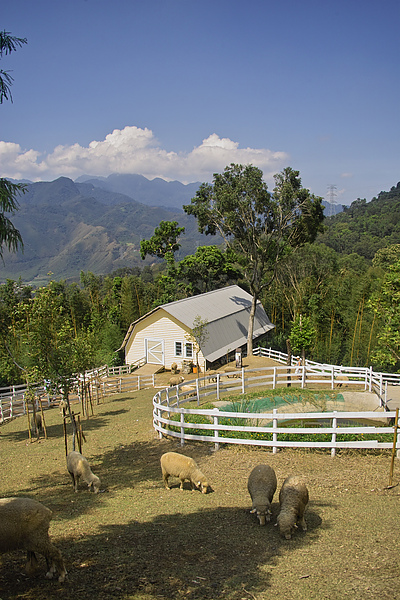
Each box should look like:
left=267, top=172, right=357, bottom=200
left=0, top=380, right=399, bottom=600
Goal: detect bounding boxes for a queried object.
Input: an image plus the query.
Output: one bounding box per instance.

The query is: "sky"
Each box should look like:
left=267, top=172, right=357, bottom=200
left=1, top=0, right=399, bottom=205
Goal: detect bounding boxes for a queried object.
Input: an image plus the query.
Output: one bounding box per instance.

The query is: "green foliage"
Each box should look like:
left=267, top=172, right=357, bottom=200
left=184, top=164, right=324, bottom=354
left=289, top=315, right=316, bottom=356
left=317, top=182, right=400, bottom=260
left=0, top=30, right=27, bottom=103
left=369, top=260, right=400, bottom=370
left=140, top=220, right=185, bottom=263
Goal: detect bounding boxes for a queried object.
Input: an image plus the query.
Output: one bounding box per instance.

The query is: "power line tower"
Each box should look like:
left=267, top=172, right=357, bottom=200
left=326, top=184, right=337, bottom=216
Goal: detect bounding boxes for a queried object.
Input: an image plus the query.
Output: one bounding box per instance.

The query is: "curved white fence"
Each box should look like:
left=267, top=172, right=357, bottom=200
left=152, top=350, right=400, bottom=455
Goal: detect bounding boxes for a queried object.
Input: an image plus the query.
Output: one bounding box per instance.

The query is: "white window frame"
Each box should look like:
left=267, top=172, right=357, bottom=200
left=175, top=341, right=183, bottom=357
left=175, top=340, right=194, bottom=359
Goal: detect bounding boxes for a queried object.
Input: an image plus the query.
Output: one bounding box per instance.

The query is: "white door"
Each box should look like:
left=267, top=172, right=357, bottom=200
left=146, top=339, right=164, bottom=365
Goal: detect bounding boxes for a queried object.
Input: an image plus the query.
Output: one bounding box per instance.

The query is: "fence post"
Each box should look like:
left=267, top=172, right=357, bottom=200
left=180, top=410, right=185, bottom=446
left=152, top=374, right=155, bottom=388
left=213, top=408, right=220, bottom=451
left=331, top=366, right=335, bottom=390
left=196, top=378, right=200, bottom=406
left=331, top=411, right=337, bottom=457
left=242, top=367, right=245, bottom=394
left=301, top=367, right=306, bottom=389
left=272, top=408, right=278, bottom=454
left=216, top=374, right=220, bottom=401
left=166, top=387, right=170, bottom=406
left=119, top=378, right=122, bottom=393
left=137, top=376, right=140, bottom=391
left=273, top=367, right=276, bottom=389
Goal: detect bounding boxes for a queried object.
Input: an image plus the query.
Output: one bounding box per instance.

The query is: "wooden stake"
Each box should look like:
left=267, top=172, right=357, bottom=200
left=63, top=408, right=68, bottom=457
left=389, top=408, right=399, bottom=487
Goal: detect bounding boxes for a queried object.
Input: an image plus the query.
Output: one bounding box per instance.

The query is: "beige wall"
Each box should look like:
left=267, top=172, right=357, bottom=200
left=125, top=309, right=206, bottom=372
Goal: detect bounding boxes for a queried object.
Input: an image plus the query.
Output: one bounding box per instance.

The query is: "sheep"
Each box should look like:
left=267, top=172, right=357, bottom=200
left=206, top=370, right=218, bottom=383
left=66, top=451, right=101, bottom=493
left=0, top=497, right=66, bottom=582
left=169, top=375, right=184, bottom=387
left=276, top=475, right=309, bottom=539
left=247, top=464, right=277, bottom=525
left=160, top=452, right=210, bottom=494
left=31, top=412, right=43, bottom=437
left=223, top=366, right=240, bottom=378
left=170, top=362, right=178, bottom=374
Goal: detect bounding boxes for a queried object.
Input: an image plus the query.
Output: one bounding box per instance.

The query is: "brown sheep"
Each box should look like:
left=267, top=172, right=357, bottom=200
left=160, top=452, right=210, bottom=493
left=0, top=497, right=66, bottom=582
left=169, top=375, right=184, bottom=386
left=248, top=464, right=277, bottom=525
left=276, top=475, right=309, bottom=539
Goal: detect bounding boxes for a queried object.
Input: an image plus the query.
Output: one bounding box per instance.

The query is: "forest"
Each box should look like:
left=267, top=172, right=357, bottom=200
left=1, top=176, right=400, bottom=388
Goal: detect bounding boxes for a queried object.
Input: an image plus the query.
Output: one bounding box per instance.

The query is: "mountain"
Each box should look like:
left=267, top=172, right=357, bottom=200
left=75, top=173, right=201, bottom=210
left=0, top=177, right=216, bottom=286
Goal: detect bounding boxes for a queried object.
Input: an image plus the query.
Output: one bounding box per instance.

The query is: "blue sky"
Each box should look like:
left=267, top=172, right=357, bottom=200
left=1, top=0, right=399, bottom=205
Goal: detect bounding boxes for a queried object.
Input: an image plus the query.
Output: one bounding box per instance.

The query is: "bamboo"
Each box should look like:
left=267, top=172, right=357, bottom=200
left=350, top=301, right=361, bottom=367
left=389, top=408, right=399, bottom=487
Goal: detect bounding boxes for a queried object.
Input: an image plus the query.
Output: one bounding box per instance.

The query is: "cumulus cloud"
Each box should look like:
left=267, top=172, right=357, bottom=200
left=0, top=125, right=289, bottom=183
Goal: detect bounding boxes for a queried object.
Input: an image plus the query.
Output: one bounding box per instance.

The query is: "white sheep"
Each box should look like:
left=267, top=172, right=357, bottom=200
left=276, top=475, right=309, bottom=539
left=169, top=375, right=184, bottom=387
left=160, top=452, right=210, bottom=493
left=170, top=362, right=178, bottom=374
left=0, top=497, right=66, bottom=582
left=247, top=464, right=277, bottom=525
left=66, top=451, right=101, bottom=493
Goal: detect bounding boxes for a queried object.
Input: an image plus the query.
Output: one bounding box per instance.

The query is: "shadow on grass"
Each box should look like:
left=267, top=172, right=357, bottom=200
left=0, top=410, right=129, bottom=444
left=0, top=504, right=323, bottom=600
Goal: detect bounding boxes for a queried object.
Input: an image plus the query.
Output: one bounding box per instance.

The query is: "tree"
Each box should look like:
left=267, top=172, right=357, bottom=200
left=369, top=261, right=400, bottom=370
left=177, top=245, right=240, bottom=295
left=288, top=314, right=316, bottom=363
left=184, top=164, right=324, bottom=355
left=0, top=31, right=27, bottom=260
left=185, top=315, right=209, bottom=375
left=140, top=220, right=185, bottom=264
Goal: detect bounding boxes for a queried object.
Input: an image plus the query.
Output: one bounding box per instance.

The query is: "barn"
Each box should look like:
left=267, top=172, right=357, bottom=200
left=119, top=285, right=275, bottom=373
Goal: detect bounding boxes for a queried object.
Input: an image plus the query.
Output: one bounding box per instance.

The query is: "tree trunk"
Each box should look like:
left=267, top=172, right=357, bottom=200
left=247, top=296, right=257, bottom=356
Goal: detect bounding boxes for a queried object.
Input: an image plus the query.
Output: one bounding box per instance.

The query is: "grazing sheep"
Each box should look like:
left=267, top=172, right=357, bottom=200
left=223, top=366, right=240, bottom=378
left=160, top=452, right=210, bottom=493
left=66, top=451, right=101, bottom=493
left=0, top=497, right=66, bottom=582
left=31, top=412, right=43, bottom=437
left=171, top=362, right=178, bottom=374
left=276, top=475, right=309, bottom=539
left=169, top=375, right=184, bottom=387
left=206, top=370, right=218, bottom=382
left=247, top=464, right=277, bottom=525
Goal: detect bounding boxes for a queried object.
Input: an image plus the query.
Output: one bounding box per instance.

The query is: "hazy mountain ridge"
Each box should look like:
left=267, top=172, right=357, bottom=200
left=1, top=176, right=213, bottom=285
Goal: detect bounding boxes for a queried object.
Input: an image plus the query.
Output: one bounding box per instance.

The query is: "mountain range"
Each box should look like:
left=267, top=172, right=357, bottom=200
left=1, top=173, right=343, bottom=286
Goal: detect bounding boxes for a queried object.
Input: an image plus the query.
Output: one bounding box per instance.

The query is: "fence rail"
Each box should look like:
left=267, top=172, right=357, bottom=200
left=152, top=357, right=400, bottom=455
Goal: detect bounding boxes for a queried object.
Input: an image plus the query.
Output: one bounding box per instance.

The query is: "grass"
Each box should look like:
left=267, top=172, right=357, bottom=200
left=0, top=386, right=399, bottom=600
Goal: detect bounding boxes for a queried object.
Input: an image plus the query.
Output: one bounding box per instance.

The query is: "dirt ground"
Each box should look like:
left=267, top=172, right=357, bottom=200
left=0, top=359, right=399, bottom=600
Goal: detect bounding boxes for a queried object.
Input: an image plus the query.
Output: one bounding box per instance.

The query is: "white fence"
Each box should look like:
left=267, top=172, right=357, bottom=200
left=152, top=350, right=400, bottom=455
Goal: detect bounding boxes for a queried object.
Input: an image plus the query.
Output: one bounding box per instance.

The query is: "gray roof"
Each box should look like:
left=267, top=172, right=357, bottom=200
left=120, top=285, right=275, bottom=363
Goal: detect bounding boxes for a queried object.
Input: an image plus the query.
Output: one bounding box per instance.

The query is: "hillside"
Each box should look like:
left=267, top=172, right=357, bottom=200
left=0, top=177, right=216, bottom=286
left=317, top=182, right=400, bottom=259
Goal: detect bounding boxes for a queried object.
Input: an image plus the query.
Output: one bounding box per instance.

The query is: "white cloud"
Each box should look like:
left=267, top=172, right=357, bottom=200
left=0, top=125, right=289, bottom=184
left=340, top=172, right=353, bottom=179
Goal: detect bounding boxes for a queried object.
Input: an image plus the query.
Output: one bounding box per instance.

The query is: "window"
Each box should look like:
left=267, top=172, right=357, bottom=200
left=175, top=340, right=193, bottom=358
